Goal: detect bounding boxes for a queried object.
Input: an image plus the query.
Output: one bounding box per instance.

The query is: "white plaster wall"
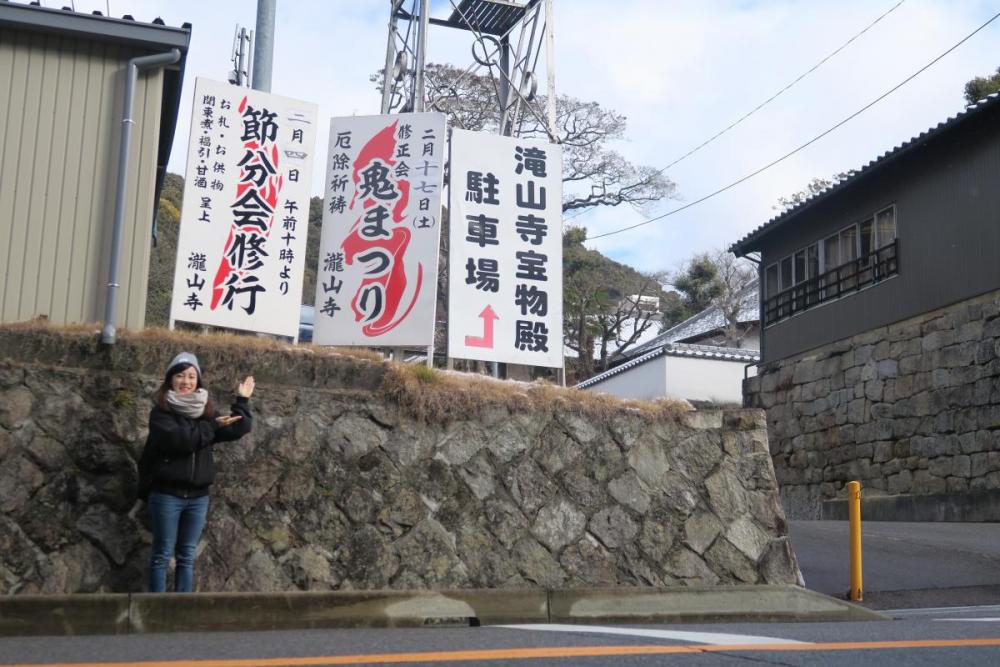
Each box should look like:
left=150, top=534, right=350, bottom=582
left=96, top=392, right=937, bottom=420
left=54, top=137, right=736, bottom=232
left=583, top=357, right=667, bottom=400
left=664, top=356, right=755, bottom=403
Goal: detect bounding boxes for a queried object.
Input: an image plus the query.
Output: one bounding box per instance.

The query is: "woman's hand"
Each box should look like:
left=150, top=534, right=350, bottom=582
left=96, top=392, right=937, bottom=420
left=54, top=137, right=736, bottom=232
left=237, top=375, right=255, bottom=398
left=216, top=415, right=243, bottom=427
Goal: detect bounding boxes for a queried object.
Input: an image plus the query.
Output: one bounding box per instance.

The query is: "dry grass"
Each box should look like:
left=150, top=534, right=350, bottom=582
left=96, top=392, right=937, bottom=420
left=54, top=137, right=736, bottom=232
left=380, top=362, right=693, bottom=423
left=3, top=321, right=695, bottom=424
left=0, top=319, right=101, bottom=335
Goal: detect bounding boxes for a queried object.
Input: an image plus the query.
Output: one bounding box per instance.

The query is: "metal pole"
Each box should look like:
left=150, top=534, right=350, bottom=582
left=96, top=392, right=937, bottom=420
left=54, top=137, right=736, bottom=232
left=381, top=1, right=401, bottom=114
left=848, top=480, right=863, bottom=601
left=252, top=0, right=276, bottom=92
left=498, top=35, right=510, bottom=134
left=102, top=49, right=181, bottom=345
left=413, top=0, right=430, bottom=111
left=544, top=0, right=556, bottom=137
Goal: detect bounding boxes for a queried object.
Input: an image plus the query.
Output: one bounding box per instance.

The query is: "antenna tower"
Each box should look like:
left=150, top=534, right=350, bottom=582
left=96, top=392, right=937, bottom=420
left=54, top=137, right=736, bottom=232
left=380, top=0, right=556, bottom=139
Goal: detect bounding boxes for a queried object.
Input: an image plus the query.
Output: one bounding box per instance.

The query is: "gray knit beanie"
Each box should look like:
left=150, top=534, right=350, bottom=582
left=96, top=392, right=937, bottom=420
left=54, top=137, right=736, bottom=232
left=165, top=351, right=201, bottom=382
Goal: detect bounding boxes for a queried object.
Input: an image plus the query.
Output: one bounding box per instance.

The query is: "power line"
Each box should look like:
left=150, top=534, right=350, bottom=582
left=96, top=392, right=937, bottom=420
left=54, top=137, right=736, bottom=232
left=585, top=9, right=1000, bottom=242
left=649, top=0, right=907, bottom=178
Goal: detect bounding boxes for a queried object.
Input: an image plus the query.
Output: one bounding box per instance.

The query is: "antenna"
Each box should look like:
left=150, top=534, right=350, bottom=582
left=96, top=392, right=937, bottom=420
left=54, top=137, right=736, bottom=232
left=228, top=24, right=252, bottom=87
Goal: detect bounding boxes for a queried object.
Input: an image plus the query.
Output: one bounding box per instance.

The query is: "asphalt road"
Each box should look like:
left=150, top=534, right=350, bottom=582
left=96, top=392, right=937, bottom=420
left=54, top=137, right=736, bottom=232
left=4, top=520, right=1000, bottom=666
left=789, top=520, right=1000, bottom=608
left=4, top=606, right=1000, bottom=666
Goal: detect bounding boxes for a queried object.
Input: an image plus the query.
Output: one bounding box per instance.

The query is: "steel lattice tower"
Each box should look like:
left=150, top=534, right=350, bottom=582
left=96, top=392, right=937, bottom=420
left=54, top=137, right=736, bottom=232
left=380, top=0, right=556, bottom=139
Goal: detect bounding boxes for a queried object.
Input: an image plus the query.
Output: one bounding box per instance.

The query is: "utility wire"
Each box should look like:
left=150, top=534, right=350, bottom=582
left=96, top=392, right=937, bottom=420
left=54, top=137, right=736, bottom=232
left=585, top=9, right=1000, bottom=242
left=650, top=0, right=908, bottom=179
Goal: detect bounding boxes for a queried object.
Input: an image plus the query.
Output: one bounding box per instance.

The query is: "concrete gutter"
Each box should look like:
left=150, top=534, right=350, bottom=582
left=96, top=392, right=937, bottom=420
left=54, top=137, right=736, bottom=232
left=0, top=586, right=885, bottom=637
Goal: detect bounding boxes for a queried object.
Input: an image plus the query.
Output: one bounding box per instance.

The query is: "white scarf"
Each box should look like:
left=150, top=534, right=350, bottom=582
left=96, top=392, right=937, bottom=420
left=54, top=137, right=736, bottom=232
left=166, top=389, right=209, bottom=418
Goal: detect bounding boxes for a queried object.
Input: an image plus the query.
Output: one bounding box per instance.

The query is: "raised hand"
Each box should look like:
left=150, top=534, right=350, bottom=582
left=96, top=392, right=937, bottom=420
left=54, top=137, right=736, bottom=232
left=237, top=375, right=255, bottom=398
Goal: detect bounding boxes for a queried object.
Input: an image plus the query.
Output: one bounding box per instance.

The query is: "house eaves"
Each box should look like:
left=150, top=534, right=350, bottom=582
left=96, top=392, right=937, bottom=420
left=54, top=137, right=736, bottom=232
left=0, top=1, right=191, bottom=51
left=575, top=342, right=759, bottom=390
left=730, top=91, right=1000, bottom=257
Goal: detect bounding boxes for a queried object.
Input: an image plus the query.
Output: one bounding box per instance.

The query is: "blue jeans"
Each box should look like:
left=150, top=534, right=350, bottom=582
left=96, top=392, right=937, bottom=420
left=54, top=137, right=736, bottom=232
left=147, top=491, right=209, bottom=592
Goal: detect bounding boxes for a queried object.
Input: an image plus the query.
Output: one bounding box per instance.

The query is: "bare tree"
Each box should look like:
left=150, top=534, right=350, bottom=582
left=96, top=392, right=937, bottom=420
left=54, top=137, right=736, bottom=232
left=564, top=228, right=669, bottom=380
left=708, top=249, right=757, bottom=347
left=664, top=249, right=757, bottom=348
left=774, top=172, right=854, bottom=212
left=593, top=273, right=667, bottom=370
left=375, top=63, right=678, bottom=215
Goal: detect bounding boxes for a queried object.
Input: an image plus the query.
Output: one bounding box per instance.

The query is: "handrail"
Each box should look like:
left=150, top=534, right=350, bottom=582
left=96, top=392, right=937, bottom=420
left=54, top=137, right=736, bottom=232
left=763, top=239, right=898, bottom=326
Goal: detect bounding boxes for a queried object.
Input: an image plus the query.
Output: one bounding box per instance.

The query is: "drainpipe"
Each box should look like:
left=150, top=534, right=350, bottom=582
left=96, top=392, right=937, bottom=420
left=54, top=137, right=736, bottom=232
left=102, top=48, right=181, bottom=345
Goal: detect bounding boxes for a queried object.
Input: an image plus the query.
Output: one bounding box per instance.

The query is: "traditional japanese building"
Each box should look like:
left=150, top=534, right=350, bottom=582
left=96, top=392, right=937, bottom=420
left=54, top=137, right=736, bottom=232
left=0, top=2, right=189, bottom=330
left=577, top=282, right=760, bottom=403
left=732, top=92, right=1000, bottom=520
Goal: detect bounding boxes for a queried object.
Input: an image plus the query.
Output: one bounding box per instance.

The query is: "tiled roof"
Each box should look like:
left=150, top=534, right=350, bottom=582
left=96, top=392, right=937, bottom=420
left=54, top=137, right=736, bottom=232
left=730, top=91, right=1000, bottom=256
left=575, top=342, right=759, bottom=390
left=624, top=279, right=759, bottom=359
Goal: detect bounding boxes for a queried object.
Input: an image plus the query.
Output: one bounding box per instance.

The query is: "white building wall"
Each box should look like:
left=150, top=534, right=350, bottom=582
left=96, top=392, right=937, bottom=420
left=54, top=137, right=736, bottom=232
left=583, top=357, right=667, bottom=400
left=664, top=356, right=755, bottom=403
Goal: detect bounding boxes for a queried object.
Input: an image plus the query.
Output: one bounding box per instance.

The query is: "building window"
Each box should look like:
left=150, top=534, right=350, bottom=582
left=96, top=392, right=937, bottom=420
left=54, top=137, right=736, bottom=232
left=763, top=205, right=898, bottom=326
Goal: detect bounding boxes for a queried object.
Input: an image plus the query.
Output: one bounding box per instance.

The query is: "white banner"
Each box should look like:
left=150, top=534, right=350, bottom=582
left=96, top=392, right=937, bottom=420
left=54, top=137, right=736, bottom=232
left=313, top=113, right=446, bottom=347
left=170, top=78, right=318, bottom=338
left=448, top=130, right=563, bottom=368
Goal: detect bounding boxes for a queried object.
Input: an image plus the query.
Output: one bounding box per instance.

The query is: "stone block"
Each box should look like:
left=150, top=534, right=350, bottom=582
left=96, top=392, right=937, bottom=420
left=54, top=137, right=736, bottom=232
left=530, top=499, right=586, bottom=553
left=927, top=457, right=952, bottom=478
left=953, top=455, right=971, bottom=478
left=912, top=470, right=947, bottom=495
left=0, top=387, right=33, bottom=429
left=608, top=471, right=651, bottom=514
left=957, top=320, right=985, bottom=343
left=921, top=330, right=951, bottom=352
left=887, top=469, right=913, bottom=494
left=683, top=511, right=722, bottom=555
left=873, top=441, right=893, bottom=463
left=899, top=355, right=921, bottom=375
left=864, top=381, right=883, bottom=402
left=847, top=399, right=867, bottom=424
left=946, top=476, right=969, bottom=493
left=588, top=506, right=638, bottom=550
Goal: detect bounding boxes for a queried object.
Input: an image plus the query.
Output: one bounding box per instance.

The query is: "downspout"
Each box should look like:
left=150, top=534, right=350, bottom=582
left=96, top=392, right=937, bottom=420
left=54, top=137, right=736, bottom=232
left=102, top=48, right=181, bottom=345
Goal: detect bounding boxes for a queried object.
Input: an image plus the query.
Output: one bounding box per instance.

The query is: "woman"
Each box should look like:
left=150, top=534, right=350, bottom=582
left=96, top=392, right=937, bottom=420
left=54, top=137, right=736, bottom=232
left=139, top=352, right=254, bottom=593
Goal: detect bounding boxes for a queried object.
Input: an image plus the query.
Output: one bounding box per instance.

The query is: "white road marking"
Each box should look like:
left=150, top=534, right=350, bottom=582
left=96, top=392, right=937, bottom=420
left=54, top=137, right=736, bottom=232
left=935, top=617, right=1000, bottom=622
left=890, top=605, right=1000, bottom=618
left=496, top=623, right=806, bottom=645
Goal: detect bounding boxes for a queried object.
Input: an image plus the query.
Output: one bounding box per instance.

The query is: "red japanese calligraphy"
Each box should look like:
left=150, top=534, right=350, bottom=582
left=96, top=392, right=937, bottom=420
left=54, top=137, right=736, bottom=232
left=341, top=121, right=422, bottom=336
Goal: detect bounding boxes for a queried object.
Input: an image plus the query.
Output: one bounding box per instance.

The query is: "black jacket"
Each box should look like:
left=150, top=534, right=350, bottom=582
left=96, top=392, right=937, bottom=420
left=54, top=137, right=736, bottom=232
left=138, top=396, right=252, bottom=499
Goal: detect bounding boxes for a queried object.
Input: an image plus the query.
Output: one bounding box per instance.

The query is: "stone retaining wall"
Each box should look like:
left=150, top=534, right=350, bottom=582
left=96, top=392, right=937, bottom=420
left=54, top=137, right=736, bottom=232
left=0, top=328, right=800, bottom=593
left=746, top=289, right=1000, bottom=519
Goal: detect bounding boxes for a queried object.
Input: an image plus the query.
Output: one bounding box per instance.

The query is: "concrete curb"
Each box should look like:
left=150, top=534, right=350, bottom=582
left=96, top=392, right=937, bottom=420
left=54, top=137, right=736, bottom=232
left=0, top=586, right=886, bottom=636
left=822, top=490, right=1000, bottom=522
left=549, top=585, right=885, bottom=624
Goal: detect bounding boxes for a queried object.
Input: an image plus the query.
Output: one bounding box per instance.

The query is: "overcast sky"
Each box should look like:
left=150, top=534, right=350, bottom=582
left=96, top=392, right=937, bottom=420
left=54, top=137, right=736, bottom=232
left=36, top=0, right=1000, bottom=274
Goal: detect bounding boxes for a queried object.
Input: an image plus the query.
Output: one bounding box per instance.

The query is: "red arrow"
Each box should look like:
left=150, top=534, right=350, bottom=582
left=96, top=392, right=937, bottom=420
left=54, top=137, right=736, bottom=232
left=465, top=305, right=499, bottom=348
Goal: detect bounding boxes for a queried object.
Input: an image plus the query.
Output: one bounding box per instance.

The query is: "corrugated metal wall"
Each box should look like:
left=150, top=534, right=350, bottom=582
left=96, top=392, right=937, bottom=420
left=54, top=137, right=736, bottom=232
left=758, top=108, right=1000, bottom=363
left=0, top=28, right=163, bottom=330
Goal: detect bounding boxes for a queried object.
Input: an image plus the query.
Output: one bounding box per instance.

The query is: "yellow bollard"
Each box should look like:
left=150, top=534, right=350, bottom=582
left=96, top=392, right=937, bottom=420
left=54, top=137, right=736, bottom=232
left=848, top=480, right=863, bottom=601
